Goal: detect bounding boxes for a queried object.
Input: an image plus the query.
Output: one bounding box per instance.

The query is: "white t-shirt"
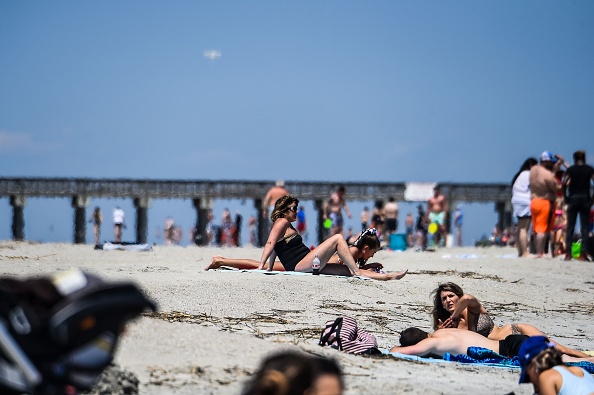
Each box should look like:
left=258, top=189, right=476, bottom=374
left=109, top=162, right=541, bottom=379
left=113, top=208, right=125, bottom=224
left=511, top=171, right=531, bottom=205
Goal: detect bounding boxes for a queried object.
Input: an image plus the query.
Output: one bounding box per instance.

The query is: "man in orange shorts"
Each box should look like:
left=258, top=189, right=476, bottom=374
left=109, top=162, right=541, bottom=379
left=529, top=151, right=564, bottom=257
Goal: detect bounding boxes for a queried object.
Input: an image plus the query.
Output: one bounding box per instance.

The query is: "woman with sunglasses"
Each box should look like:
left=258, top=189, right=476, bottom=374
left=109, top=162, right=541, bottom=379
left=205, top=195, right=407, bottom=281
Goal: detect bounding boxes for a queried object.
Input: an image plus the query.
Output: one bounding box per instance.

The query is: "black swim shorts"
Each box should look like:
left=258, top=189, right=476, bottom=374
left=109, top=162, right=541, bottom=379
left=498, top=334, right=529, bottom=357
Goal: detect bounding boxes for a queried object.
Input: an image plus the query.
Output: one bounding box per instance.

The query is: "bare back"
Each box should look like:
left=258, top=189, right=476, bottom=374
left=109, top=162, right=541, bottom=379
left=391, top=328, right=499, bottom=357
left=529, top=165, right=558, bottom=201
left=429, top=329, right=498, bottom=356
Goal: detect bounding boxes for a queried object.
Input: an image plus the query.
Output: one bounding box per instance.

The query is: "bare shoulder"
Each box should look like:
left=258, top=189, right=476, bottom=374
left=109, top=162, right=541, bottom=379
left=538, top=367, right=562, bottom=389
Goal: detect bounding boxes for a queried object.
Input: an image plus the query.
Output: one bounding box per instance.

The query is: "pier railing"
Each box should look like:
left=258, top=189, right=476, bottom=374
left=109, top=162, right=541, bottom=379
left=0, top=177, right=510, bottom=202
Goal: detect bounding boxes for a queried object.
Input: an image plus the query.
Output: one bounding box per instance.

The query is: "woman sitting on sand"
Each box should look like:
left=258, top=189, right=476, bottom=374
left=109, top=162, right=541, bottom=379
left=205, top=195, right=407, bottom=281
left=431, top=282, right=590, bottom=358
left=518, top=336, right=594, bottom=395
left=207, top=227, right=399, bottom=277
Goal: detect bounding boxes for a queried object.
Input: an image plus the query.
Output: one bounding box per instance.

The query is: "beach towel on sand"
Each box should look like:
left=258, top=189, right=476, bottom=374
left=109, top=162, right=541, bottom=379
left=444, top=347, right=594, bottom=373
left=97, top=242, right=152, bottom=251
left=388, top=347, right=594, bottom=373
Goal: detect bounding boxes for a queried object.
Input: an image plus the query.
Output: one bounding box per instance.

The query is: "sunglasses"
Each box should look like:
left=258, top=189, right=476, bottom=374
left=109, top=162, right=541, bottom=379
left=287, top=206, right=298, bottom=212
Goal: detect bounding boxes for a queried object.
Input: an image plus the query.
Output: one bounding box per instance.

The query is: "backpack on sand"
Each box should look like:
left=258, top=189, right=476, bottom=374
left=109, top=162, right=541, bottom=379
left=318, top=316, right=381, bottom=355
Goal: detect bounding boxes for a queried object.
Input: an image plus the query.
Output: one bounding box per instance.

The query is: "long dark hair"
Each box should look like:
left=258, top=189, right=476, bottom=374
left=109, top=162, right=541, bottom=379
left=511, top=157, right=538, bottom=186
left=351, top=228, right=380, bottom=267
left=431, top=282, right=464, bottom=330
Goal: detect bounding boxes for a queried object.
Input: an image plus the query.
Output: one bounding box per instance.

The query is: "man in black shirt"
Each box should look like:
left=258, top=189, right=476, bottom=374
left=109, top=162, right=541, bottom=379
left=562, top=150, right=594, bottom=261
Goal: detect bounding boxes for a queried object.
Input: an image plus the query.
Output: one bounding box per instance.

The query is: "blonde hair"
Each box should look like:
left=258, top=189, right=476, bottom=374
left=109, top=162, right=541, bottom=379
left=270, top=195, right=299, bottom=222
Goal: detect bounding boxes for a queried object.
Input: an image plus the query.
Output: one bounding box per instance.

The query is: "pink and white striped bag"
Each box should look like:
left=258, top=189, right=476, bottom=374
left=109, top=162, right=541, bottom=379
left=318, top=316, right=381, bottom=355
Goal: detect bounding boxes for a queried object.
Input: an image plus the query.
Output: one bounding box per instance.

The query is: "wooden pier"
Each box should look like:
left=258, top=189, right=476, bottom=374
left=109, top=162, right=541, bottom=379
left=0, top=177, right=512, bottom=245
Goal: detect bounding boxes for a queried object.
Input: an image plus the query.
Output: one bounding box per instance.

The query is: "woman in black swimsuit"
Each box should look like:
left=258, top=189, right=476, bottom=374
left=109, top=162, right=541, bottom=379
left=257, top=195, right=406, bottom=280
left=206, top=227, right=407, bottom=280
left=206, top=196, right=407, bottom=281
left=431, top=282, right=589, bottom=358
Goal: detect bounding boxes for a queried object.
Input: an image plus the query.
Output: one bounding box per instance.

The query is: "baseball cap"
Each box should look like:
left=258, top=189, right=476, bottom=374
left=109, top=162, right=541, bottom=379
left=517, top=336, right=555, bottom=383
left=540, top=151, right=557, bottom=163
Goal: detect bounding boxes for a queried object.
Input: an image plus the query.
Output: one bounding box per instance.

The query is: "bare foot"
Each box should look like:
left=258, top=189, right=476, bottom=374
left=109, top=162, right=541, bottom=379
left=205, top=256, right=224, bottom=271
left=390, top=269, right=408, bottom=280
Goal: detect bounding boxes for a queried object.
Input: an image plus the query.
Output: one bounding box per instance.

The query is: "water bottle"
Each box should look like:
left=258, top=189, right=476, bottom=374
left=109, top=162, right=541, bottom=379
left=312, top=254, right=320, bottom=275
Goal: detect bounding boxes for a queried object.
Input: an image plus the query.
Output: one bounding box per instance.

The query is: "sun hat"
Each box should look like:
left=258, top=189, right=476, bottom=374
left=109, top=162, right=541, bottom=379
left=518, top=336, right=555, bottom=383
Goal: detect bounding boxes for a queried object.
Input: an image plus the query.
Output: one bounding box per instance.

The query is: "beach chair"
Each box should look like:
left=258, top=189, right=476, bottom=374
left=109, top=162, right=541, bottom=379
left=0, top=270, right=156, bottom=395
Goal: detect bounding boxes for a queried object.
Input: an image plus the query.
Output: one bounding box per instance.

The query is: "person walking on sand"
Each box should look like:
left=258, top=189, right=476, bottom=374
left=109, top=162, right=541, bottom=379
left=360, top=206, right=370, bottom=232
left=427, top=185, right=448, bottom=247
left=530, top=152, right=564, bottom=258
left=562, top=150, right=594, bottom=261
left=383, top=197, right=399, bottom=241
left=512, top=157, right=538, bottom=257
left=453, top=203, right=463, bottom=247
left=262, top=180, right=288, bottom=219
left=90, top=207, right=102, bottom=246
left=324, top=186, right=351, bottom=237
left=113, top=206, right=125, bottom=243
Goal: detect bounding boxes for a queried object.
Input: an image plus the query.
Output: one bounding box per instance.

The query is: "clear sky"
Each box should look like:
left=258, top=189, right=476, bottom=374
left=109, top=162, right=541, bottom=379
left=1, top=1, right=593, bottom=246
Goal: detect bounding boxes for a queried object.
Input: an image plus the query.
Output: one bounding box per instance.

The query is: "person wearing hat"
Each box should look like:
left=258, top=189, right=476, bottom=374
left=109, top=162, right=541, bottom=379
left=518, top=336, right=594, bottom=395
left=529, top=152, right=565, bottom=258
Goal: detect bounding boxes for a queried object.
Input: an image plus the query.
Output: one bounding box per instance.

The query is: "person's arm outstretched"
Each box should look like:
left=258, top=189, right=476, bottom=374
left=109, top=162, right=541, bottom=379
left=390, top=337, right=439, bottom=357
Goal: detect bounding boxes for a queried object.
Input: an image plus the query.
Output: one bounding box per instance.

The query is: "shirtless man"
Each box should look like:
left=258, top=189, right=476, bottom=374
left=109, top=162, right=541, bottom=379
left=324, top=186, right=351, bottom=237
left=530, top=152, right=563, bottom=258
left=390, top=327, right=594, bottom=363
left=262, top=180, right=288, bottom=219
left=427, top=186, right=448, bottom=246
left=383, top=197, right=399, bottom=241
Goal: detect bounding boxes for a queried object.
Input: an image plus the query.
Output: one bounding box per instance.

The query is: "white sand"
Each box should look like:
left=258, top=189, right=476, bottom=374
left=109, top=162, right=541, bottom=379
left=1, top=241, right=593, bottom=394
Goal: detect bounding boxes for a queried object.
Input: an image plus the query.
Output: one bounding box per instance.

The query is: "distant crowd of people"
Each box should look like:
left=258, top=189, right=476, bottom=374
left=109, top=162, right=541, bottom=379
left=511, top=149, right=594, bottom=260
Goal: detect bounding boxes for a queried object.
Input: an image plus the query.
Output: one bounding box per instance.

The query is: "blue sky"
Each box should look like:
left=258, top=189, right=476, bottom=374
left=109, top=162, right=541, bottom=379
left=1, top=1, right=593, bottom=246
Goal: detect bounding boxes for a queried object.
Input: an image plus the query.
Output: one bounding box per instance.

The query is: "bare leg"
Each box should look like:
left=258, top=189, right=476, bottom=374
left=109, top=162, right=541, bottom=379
left=562, top=355, right=594, bottom=363
left=535, top=233, right=547, bottom=258
left=516, top=217, right=531, bottom=258
left=204, top=256, right=285, bottom=271
left=294, top=235, right=408, bottom=281
left=516, top=323, right=590, bottom=358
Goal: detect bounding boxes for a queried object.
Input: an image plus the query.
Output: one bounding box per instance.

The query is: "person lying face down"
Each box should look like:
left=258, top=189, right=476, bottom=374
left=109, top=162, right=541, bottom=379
left=389, top=327, right=530, bottom=359
left=430, top=282, right=590, bottom=358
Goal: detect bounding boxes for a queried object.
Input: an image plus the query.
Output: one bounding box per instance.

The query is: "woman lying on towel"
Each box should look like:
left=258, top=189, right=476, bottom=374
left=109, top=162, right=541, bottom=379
left=431, top=282, right=589, bottom=358
left=205, top=195, right=407, bottom=281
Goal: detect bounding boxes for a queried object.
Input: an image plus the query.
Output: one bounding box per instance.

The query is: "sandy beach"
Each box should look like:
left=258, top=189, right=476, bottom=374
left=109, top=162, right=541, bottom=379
left=0, top=240, right=592, bottom=394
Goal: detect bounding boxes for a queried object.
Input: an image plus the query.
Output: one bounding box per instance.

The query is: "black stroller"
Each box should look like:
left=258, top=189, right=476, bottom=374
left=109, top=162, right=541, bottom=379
left=0, top=269, right=156, bottom=394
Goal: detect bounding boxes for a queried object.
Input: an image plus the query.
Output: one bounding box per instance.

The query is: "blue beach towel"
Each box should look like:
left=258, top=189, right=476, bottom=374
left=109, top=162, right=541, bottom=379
left=387, top=347, right=594, bottom=373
